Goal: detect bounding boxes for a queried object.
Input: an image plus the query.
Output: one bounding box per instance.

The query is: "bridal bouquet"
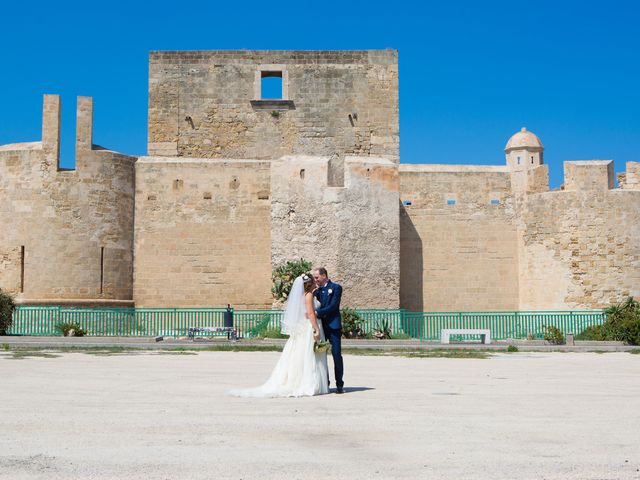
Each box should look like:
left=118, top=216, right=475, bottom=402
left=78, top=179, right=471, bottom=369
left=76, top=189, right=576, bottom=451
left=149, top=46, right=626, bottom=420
left=314, top=340, right=331, bottom=353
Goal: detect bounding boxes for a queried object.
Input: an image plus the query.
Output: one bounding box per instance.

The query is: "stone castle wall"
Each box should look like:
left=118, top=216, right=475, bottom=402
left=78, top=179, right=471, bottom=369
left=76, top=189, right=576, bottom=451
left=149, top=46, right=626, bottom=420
left=1, top=50, right=639, bottom=313
left=133, top=154, right=399, bottom=309
left=518, top=161, right=640, bottom=309
left=133, top=157, right=273, bottom=308
left=0, top=95, right=136, bottom=304
left=399, top=165, right=520, bottom=312
left=271, top=155, right=400, bottom=308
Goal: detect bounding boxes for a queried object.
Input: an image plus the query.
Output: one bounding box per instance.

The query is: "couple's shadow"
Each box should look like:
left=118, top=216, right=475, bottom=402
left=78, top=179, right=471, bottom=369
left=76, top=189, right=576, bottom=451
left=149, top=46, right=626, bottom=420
left=328, top=386, right=374, bottom=394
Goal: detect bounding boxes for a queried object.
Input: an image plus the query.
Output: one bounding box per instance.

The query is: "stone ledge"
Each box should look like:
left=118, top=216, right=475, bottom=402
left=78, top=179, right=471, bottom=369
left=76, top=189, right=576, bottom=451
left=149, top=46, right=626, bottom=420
left=15, top=299, right=135, bottom=308
left=400, top=164, right=510, bottom=173
left=250, top=99, right=295, bottom=110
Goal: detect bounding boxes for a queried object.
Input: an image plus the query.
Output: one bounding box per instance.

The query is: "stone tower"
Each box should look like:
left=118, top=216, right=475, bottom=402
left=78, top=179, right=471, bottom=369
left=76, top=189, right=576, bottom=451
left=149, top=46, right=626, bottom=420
left=505, top=127, right=544, bottom=171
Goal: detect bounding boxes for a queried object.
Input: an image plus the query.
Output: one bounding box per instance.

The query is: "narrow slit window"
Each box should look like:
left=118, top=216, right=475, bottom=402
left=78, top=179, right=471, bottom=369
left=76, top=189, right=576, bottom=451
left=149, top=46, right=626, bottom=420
left=447, top=199, right=456, bottom=205
left=261, top=71, right=283, bottom=99
left=490, top=199, right=500, bottom=205
left=531, top=156, right=534, bottom=164
left=20, top=246, right=25, bottom=293
left=517, top=156, right=521, bottom=165
left=100, top=247, right=105, bottom=294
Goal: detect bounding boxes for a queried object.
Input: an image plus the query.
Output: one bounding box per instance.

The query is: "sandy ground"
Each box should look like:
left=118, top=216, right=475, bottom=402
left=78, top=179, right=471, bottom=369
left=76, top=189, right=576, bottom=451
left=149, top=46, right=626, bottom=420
left=0, top=351, right=639, bottom=480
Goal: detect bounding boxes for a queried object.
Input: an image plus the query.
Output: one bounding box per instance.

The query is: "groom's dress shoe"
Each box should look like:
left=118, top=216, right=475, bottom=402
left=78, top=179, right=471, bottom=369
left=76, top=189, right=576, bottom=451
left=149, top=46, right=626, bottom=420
left=336, top=386, right=344, bottom=394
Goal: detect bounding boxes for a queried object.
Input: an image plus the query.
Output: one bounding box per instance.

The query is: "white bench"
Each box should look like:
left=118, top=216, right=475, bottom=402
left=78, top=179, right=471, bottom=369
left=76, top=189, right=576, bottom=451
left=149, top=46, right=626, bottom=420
left=188, top=326, right=238, bottom=341
left=441, top=329, right=491, bottom=344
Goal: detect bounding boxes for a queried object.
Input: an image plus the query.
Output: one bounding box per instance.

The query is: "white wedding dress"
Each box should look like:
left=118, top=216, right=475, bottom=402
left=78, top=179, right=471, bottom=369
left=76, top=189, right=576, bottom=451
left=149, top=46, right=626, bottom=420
left=228, top=277, right=329, bottom=398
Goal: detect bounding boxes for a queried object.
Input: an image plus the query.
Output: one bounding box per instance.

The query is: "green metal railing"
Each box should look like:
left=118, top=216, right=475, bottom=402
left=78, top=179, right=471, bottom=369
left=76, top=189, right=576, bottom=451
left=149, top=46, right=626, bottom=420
left=401, top=310, right=606, bottom=340
left=8, top=306, right=606, bottom=340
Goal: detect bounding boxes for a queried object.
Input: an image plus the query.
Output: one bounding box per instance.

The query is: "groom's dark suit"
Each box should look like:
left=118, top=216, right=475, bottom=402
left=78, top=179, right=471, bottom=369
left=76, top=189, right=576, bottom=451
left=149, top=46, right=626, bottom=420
left=314, top=281, right=344, bottom=389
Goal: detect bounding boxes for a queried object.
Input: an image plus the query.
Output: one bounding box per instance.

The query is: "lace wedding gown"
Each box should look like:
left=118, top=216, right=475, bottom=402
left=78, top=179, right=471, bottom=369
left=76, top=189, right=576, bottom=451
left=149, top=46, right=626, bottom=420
left=229, top=288, right=329, bottom=398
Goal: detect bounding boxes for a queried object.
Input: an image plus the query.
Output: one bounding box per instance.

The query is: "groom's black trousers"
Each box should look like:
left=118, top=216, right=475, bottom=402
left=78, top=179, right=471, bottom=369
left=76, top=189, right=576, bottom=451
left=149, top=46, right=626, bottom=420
left=324, top=325, right=344, bottom=388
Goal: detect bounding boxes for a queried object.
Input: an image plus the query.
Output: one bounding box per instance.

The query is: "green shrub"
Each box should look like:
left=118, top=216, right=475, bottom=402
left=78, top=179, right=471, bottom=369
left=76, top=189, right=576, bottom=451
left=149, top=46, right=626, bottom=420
left=576, top=298, right=640, bottom=345
left=0, top=289, right=16, bottom=335
left=603, top=297, right=640, bottom=345
left=55, top=322, right=87, bottom=337
left=543, top=325, right=565, bottom=345
left=248, top=314, right=287, bottom=339
left=271, top=259, right=313, bottom=303
left=507, top=345, right=519, bottom=352
left=341, top=308, right=364, bottom=338
left=575, top=324, right=608, bottom=341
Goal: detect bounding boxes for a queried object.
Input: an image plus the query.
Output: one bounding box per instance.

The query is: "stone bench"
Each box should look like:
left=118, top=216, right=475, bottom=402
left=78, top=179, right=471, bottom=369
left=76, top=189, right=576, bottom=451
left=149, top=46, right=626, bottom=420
left=440, top=329, right=491, bottom=345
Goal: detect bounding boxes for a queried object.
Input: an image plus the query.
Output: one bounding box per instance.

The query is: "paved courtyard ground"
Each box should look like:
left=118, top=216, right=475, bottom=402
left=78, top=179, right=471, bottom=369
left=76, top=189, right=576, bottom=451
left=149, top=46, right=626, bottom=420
left=1, top=350, right=639, bottom=480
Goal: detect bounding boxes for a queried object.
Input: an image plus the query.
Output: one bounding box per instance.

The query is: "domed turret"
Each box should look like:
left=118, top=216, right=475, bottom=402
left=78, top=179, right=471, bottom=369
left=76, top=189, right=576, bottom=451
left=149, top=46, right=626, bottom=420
left=505, top=127, right=544, bottom=171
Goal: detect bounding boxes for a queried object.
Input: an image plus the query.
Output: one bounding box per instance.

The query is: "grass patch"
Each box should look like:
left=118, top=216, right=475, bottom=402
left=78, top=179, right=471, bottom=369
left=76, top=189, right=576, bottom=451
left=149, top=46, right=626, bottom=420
left=0, top=344, right=491, bottom=358
left=507, top=345, right=519, bottom=353
left=154, top=350, right=198, bottom=355
left=55, top=346, right=137, bottom=356
left=389, top=332, right=413, bottom=340
left=197, top=345, right=283, bottom=353
left=2, top=343, right=10, bottom=351
left=629, top=348, right=640, bottom=354
left=7, top=350, right=60, bottom=359
left=343, top=348, right=491, bottom=359
left=0, top=344, right=285, bottom=356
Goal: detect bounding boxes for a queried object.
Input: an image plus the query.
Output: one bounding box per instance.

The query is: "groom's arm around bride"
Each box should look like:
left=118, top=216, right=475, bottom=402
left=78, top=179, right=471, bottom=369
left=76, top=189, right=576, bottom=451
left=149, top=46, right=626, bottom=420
left=314, top=283, right=342, bottom=322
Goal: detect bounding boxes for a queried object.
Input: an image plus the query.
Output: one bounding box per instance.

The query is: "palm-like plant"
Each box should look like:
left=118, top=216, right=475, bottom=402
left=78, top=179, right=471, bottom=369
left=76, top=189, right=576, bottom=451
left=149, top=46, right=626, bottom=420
left=604, top=297, right=640, bottom=344
left=579, top=297, right=640, bottom=344
left=374, top=319, right=391, bottom=339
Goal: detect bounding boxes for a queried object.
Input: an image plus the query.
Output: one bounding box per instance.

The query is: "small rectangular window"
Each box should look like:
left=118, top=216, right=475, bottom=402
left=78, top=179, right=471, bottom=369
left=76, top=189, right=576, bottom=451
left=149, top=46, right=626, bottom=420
left=490, top=199, right=500, bottom=205
left=517, top=157, right=521, bottom=165
left=402, top=200, right=412, bottom=206
left=261, top=71, right=283, bottom=99
left=447, top=199, right=456, bottom=205
left=531, top=156, right=534, bottom=164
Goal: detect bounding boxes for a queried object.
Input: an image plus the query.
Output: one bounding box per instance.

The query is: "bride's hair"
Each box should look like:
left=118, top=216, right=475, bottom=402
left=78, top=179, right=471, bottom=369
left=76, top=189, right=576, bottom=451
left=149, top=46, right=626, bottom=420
left=302, top=273, right=315, bottom=293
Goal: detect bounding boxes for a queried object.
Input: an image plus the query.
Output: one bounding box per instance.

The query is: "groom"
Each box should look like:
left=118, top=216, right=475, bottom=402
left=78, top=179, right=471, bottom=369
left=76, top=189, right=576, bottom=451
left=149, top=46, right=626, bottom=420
left=313, top=267, right=344, bottom=394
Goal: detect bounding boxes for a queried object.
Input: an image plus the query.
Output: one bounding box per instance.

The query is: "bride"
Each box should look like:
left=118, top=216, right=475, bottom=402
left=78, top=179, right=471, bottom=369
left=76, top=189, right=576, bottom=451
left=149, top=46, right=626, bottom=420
left=228, top=273, right=329, bottom=397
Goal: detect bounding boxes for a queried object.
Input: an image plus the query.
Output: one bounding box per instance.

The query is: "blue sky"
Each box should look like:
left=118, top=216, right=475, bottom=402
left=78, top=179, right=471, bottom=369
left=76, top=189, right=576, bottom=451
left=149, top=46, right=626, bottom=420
left=1, top=0, right=638, bottom=187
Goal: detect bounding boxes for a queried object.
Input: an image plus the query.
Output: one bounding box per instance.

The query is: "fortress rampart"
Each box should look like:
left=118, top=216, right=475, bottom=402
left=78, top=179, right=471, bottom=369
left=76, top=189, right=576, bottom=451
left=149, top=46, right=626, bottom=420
left=518, top=161, right=640, bottom=309
left=1, top=50, right=638, bottom=311
left=0, top=95, right=136, bottom=304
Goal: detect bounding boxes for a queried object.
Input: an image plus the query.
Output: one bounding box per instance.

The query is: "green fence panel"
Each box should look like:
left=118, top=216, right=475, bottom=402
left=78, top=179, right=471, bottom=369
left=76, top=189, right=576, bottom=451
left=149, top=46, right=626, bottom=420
left=9, top=306, right=60, bottom=335
left=8, top=306, right=606, bottom=340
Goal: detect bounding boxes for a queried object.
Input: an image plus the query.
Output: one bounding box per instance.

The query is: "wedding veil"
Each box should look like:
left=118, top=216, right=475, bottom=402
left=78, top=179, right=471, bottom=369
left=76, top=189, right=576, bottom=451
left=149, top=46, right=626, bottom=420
left=280, top=276, right=307, bottom=335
